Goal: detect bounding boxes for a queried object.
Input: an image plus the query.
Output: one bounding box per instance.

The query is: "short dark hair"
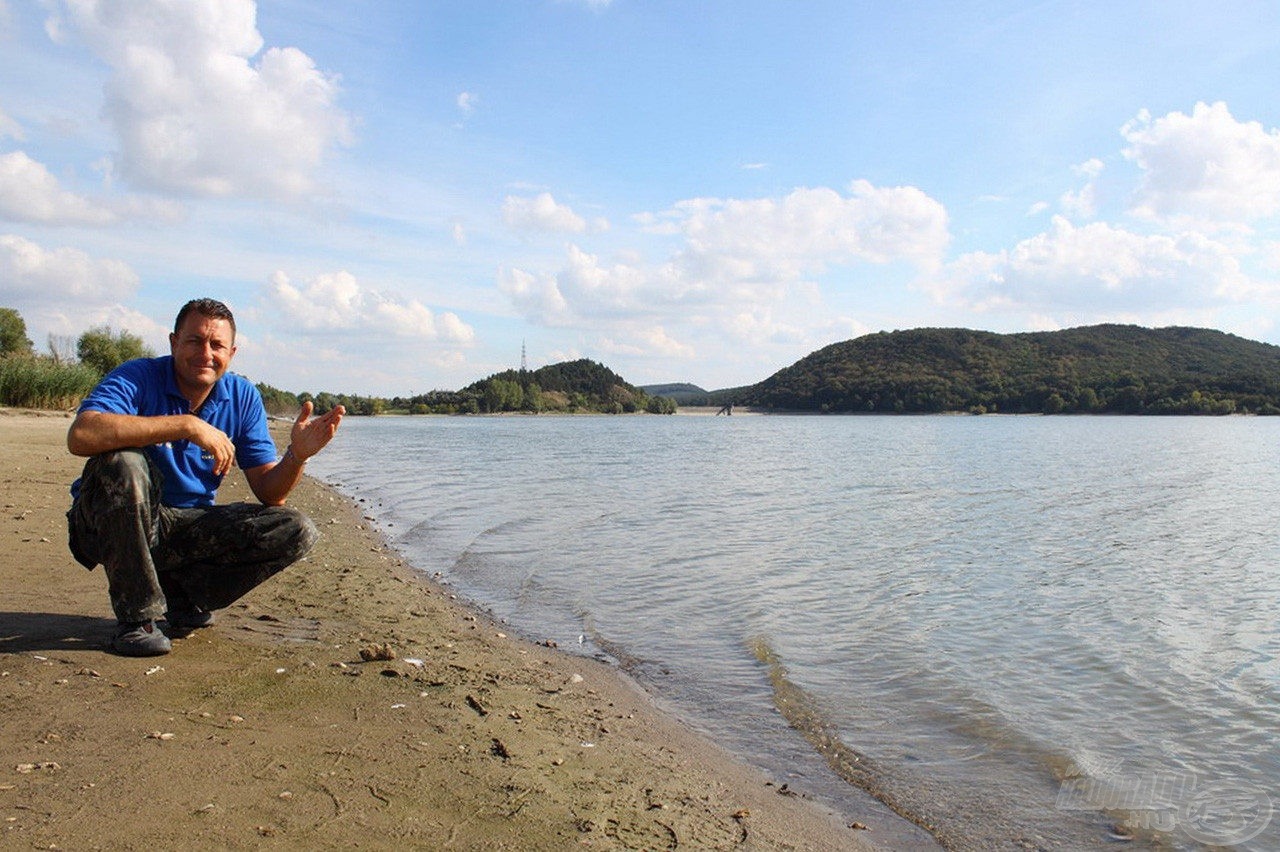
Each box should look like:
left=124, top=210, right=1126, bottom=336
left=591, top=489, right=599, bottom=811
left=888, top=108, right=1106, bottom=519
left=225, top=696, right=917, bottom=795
left=174, top=298, right=236, bottom=340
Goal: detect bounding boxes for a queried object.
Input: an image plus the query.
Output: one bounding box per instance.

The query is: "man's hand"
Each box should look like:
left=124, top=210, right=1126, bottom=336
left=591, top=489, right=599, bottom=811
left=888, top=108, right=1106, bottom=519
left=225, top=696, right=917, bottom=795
left=243, top=402, right=345, bottom=506
left=288, top=401, right=345, bottom=461
left=186, top=416, right=237, bottom=476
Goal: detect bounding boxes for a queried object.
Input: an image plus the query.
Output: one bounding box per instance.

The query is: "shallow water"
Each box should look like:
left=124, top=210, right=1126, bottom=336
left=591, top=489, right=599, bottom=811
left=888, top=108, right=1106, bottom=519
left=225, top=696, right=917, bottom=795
left=310, top=414, right=1280, bottom=850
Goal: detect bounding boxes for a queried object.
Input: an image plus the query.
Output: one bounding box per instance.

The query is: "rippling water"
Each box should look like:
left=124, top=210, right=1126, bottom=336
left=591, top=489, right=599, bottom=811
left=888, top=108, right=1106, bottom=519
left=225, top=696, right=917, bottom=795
left=310, top=414, right=1280, bottom=850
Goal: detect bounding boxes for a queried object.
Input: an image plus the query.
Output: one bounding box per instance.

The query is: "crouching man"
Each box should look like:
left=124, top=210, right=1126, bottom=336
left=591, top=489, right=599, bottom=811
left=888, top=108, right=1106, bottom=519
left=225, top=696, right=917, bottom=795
left=66, top=298, right=344, bottom=656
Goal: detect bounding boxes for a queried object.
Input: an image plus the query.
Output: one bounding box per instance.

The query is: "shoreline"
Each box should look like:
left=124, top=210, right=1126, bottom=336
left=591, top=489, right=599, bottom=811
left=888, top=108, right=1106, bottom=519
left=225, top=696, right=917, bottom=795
left=0, top=408, right=909, bottom=850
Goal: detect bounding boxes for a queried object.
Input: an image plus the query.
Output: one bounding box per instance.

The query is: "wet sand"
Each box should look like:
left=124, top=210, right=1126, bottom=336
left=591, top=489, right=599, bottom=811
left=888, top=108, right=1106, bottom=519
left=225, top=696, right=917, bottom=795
left=0, top=408, right=889, bottom=850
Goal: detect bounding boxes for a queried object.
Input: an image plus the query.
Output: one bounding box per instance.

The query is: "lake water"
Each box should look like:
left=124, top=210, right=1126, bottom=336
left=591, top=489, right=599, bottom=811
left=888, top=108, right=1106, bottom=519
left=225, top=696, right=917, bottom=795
left=309, top=414, right=1280, bottom=850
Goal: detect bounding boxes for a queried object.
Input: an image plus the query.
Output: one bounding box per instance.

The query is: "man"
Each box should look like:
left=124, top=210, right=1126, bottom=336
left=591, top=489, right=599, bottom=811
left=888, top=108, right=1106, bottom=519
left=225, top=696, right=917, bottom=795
left=66, top=298, right=345, bottom=656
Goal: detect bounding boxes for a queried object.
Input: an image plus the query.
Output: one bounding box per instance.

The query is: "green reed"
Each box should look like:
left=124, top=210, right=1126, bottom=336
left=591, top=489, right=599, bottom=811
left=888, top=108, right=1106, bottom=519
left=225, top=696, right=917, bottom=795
left=0, top=355, right=100, bottom=410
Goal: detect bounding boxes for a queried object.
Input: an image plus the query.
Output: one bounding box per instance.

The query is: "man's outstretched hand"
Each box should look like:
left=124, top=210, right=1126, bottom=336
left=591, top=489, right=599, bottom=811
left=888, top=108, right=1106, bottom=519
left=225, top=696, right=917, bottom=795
left=243, top=402, right=345, bottom=506
left=289, top=401, right=345, bottom=461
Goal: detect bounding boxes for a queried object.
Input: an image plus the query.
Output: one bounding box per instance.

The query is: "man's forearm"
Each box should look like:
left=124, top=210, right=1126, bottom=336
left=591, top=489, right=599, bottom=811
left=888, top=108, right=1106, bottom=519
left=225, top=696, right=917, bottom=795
left=67, top=411, right=200, bottom=457
left=246, top=445, right=308, bottom=506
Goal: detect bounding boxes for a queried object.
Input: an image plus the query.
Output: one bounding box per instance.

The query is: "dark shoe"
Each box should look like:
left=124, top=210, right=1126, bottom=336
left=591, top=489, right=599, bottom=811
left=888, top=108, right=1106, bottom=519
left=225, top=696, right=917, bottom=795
left=112, top=621, right=172, bottom=656
left=164, top=607, right=215, bottom=633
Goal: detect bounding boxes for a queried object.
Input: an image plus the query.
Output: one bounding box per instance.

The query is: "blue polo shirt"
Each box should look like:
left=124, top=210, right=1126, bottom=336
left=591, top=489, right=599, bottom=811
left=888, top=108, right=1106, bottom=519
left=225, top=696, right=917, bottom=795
left=72, top=356, right=278, bottom=507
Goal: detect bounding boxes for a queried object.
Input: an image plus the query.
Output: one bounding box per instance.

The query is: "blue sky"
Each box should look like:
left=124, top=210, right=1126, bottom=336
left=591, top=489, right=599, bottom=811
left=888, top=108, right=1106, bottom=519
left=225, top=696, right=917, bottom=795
left=3, top=1, right=1280, bottom=396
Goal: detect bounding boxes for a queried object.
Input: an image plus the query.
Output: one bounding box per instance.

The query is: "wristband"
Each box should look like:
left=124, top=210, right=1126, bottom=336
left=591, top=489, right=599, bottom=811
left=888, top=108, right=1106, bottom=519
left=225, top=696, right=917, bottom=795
left=284, top=445, right=307, bottom=466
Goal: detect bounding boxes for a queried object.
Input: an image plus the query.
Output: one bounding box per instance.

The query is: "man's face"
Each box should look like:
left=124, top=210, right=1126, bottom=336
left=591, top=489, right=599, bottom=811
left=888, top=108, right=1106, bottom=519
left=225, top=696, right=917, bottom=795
left=169, top=313, right=236, bottom=398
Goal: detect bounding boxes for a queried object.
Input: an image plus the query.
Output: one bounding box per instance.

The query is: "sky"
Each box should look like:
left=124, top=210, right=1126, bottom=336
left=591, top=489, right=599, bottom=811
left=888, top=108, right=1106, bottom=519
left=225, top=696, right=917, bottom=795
left=3, top=1, right=1280, bottom=397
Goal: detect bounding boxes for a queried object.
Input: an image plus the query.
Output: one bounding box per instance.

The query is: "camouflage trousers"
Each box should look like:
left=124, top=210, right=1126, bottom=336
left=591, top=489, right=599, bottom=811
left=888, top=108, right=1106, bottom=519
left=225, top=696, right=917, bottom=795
left=67, top=449, right=318, bottom=623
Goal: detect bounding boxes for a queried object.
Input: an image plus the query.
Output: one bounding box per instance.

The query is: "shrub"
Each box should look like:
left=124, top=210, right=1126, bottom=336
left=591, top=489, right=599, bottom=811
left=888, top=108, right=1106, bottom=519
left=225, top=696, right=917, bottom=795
left=77, top=326, right=152, bottom=376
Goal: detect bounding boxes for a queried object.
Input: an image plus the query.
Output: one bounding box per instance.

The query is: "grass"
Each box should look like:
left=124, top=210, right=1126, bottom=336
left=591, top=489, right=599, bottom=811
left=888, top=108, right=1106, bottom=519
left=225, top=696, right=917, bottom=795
left=0, top=355, right=100, bottom=410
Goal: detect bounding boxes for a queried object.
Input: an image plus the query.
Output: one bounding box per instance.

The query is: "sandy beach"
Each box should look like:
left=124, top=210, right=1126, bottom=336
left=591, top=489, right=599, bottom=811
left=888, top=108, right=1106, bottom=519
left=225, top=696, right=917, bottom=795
left=0, top=408, right=883, bottom=850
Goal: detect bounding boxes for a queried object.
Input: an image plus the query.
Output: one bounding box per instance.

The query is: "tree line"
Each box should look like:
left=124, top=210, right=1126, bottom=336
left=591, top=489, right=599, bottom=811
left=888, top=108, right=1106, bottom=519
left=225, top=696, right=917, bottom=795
left=13, top=307, right=1280, bottom=417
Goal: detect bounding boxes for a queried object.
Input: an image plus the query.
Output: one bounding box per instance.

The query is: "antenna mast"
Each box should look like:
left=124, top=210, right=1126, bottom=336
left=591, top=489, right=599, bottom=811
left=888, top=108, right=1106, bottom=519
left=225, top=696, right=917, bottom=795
left=521, top=339, right=527, bottom=373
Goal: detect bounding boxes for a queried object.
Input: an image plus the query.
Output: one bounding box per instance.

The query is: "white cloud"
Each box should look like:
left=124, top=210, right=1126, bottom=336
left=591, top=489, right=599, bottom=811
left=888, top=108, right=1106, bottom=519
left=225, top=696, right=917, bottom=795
left=264, top=270, right=474, bottom=342
left=54, top=0, right=352, bottom=200
left=237, top=315, right=480, bottom=398
left=497, top=266, right=572, bottom=326
left=501, top=245, right=681, bottom=326
left=0, top=233, right=162, bottom=343
left=599, top=325, right=694, bottom=359
left=435, top=311, right=473, bottom=343
left=724, top=309, right=808, bottom=346
left=927, top=215, right=1259, bottom=316
left=1122, top=101, right=1280, bottom=224
left=457, top=91, right=478, bottom=116
left=637, top=325, right=694, bottom=357
left=663, top=180, right=950, bottom=282
left=1075, top=158, right=1104, bottom=180
left=0, top=233, right=139, bottom=299
left=0, top=105, right=23, bottom=141
left=0, top=151, right=117, bottom=225
left=1059, top=157, right=1103, bottom=221
left=499, top=180, right=950, bottom=362
left=557, top=244, right=648, bottom=313
left=502, top=192, right=589, bottom=234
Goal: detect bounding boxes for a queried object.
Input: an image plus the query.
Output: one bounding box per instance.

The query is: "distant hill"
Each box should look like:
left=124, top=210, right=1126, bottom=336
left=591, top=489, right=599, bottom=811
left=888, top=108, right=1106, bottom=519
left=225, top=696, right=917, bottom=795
left=452, top=358, right=675, bottom=414
left=711, top=325, right=1280, bottom=414
left=640, top=383, right=711, bottom=405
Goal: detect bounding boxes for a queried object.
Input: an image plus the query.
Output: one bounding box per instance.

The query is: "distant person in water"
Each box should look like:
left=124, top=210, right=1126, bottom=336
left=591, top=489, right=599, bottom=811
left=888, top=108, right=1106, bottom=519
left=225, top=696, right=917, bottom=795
left=66, top=298, right=345, bottom=657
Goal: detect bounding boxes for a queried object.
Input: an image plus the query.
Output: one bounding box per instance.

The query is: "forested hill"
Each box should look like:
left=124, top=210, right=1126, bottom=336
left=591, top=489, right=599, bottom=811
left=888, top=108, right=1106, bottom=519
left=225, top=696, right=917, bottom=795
left=722, top=325, right=1280, bottom=414
left=456, top=358, right=675, bottom=414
